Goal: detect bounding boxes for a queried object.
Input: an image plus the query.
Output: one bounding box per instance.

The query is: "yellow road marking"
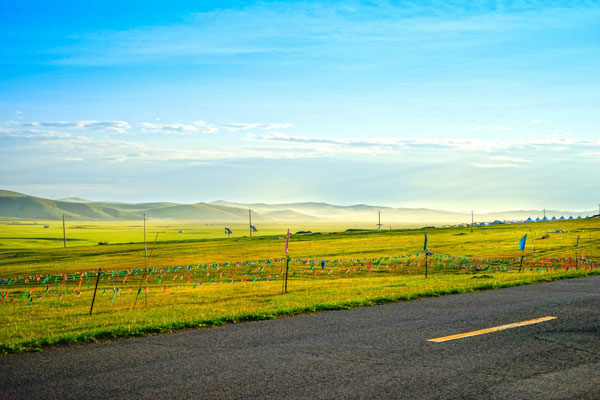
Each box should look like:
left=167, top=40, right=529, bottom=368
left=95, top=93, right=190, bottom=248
left=428, top=316, right=557, bottom=343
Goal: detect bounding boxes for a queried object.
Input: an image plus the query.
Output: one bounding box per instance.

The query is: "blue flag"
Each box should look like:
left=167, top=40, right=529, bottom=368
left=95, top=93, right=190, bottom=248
left=519, top=234, right=527, bottom=251
left=424, top=233, right=428, bottom=251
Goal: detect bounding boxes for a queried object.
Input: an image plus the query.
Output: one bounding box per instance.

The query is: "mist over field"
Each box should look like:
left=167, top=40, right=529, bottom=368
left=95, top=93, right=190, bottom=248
left=1, top=190, right=597, bottom=226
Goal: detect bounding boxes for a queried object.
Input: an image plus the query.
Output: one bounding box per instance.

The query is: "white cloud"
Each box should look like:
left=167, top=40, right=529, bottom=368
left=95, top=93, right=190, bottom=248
left=16, top=119, right=293, bottom=136
left=26, top=120, right=131, bottom=133
left=221, top=122, right=293, bottom=132
left=0, top=127, right=72, bottom=139
left=249, top=132, right=600, bottom=152
left=138, top=120, right=218, bottom=135
left=105, top=148, right=233, bottom=163
left=531, top=119, right=541, bottom=123
left=4, top=118, right=600, bottom=165
left=581, top=151, right=600, bottom=157
left=472, top=163, right=521, bottom=168
left=491, top=155, right=533, bottom=163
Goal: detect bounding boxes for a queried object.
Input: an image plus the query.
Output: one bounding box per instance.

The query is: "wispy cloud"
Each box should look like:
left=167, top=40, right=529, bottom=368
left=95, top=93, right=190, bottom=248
left=4, top=120, right=600, bottom=165
left=491, top=155, right=533, bottom=163
left=13, top=119, right=293, bottom=136
left=138, top=120, right=218, bottom=135
left=248, top=132, right=600, bottom=154
left=221, top=122, right=293, bottom=132
left=472, top=163, right=521, bottom=168
left=25, top=120, right=131, bottom=133
left=472, top=155, right=533, bottom=169
left=45, top=2, right=600, bottom=66
left=104, top=149, right=233, bottom=163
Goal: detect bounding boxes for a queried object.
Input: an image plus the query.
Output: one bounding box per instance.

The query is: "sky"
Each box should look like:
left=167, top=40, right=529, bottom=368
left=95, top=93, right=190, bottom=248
left=1, top=0, right=599, bottom=211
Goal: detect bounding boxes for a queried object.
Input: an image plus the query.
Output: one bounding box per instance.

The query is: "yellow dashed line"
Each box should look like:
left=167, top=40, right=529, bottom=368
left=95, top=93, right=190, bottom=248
left=428, top=316, right=557, bottom=343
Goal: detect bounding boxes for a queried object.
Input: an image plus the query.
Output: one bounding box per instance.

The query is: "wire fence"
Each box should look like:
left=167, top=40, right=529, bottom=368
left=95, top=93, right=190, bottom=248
left=2, top=252, right=599, bottom=309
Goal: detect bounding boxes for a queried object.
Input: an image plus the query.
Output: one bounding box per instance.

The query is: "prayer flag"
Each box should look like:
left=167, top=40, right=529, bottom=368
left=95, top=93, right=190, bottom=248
left=285, top=229, right=290, bottom=254
left=519, top=234, right=527, bottom=251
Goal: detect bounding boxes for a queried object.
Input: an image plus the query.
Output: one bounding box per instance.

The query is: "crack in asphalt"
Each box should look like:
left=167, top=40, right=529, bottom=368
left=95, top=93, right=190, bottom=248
left=533, top=335, right=600, bottom=356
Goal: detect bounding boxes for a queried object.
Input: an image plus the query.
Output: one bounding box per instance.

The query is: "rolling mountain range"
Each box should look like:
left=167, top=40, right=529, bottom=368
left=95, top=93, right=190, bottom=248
left=0, top=190, right=596, bottom=224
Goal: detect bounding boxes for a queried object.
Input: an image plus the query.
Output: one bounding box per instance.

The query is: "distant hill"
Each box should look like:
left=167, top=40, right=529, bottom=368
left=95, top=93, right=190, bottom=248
left=262, top=210, right=321, bottom=221
left=211, top=200, right=467, bottom=223
left=0, top=191, right=142, bottom=220
left=142, top=203, right=265, bottom=221
left=1, top=190, right=596, bottom=223
left=89, top=201, right=179, bottom=212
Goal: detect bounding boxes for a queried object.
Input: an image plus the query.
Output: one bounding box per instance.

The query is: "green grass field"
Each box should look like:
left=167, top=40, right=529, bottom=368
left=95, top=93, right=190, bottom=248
left=1, top=218, right=599, bottom=355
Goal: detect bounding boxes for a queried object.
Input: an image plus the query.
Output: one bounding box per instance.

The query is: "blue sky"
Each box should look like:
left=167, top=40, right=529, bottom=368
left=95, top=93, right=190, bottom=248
left=1, top=0, right=599, bottom=211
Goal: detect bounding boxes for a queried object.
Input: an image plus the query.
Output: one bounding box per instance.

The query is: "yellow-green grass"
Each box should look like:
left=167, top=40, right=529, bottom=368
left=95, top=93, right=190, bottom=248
left=0, top=220, right=406, bottom=250
left=1, top=219, right=598, bottom=276
left=0, top=218, right=599, bottom=354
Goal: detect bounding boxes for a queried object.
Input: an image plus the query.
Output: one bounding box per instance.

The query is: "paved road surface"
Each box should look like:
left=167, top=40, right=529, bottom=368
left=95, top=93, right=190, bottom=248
left=2, top=276, right=599, bottom=399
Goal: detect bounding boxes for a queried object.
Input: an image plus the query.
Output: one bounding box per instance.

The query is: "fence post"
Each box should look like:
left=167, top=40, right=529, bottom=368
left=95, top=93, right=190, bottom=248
left=89, top=268, right=102, bottom=316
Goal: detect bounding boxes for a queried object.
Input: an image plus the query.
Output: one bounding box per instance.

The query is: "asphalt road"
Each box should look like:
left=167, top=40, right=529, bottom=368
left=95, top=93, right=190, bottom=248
left=2, top=276, right=599, bottom=399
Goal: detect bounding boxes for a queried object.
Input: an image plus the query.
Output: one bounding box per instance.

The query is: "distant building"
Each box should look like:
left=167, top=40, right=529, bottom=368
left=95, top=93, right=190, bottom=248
left=524, top=217, right=534, bottom=223
left=43, top=225, right=49, bottom=228
left=178, top=230, right=184, bottom=233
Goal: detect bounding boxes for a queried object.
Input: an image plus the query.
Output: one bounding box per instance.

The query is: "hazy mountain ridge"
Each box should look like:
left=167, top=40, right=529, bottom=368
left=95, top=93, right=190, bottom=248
left=0, top=190, right=596, bottom=223
left=0, top=191, right=142, bottom=220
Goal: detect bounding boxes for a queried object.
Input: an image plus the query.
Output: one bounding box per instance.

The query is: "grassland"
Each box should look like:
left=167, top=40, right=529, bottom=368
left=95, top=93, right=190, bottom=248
left=1, top=218, right=599, bottom=354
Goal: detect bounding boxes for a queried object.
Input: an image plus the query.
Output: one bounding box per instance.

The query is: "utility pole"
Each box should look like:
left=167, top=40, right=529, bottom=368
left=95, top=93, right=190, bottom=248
left=377, top=211, right=382, bottom=230
left=62, top=214, right=66, bottom=248
left=143, top=213, right=147, bottom=269
left=133, top=213, right=149, bottom=310
left=249, top=209, right=252, bottom=237
left=471, top=210, right=474, bottom=233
